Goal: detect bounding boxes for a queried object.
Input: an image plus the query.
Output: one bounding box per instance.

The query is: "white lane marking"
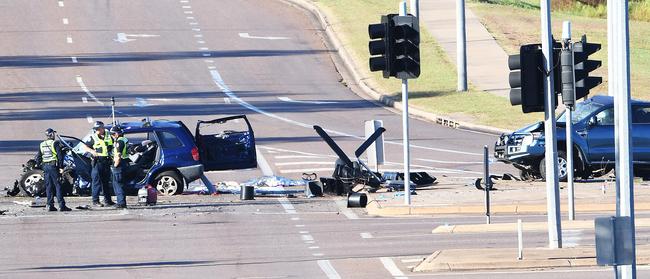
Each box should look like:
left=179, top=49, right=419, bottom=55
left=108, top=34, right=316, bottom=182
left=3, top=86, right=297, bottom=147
left=208, top=69, right=480, bottom=157
left=58, top=1, right=64, bottom=7
left=197, top=40, right=205, bottom=44
left=189, top=22, right=198, bottom=25
left=563, top=229, right=583, bottom=247
left=275, top=155, right=323, bottom=159
left=256, top=147, right=274, bottom=176
left=279, top=168, right=332, bottom=174
left=182, top=5, right=191, bottom=8
left=184, top=11, right=193, bottom=14
left=192, top=28, right=201, bottom=31
left=202, top=53, right=211, bottom=57
left=305, top=241, right=315, bottom=244
left=71, top=56, right=78, bottom=63
left=360, top=232, right=373, bottom=239
left=204, top=59, right=213, bottom=63
left=278, top=96, right=338, bottom=105
left=199, top=47, right=209, bottom=50
left=81, top=97, right=88, bottom=103
left=133, top=98, right=153, bottom=107
left=291, top=217, right=300, bottom=221
left=76, top=76, right=104, bottom=106
left=66, top=36, right=73, bottom=43
left=401, top=258, right=423, bottom=263
left=317, top=260, right=341, bottom=279
left=239, top=32, right=289, bottom=40
left=312, top=253, right=324, bottom=256
left=299, top=231, right=309, bottom=234
left=416, top=158, right=483, bottom=164
left=301, top=235, right=314, bottom=241
left=335, top=200, right=359, bottom=220
left=208, top=66, right=216, bottom=70
left=295, top=224, right=305, bottom=227
left=223, top=97, right=231, bottom=104
left=380, top=257, right=408, bottom=279
left=308, top=246, right=320, bottom=249
left=194, top=34, right=203, bottom=38
left=279, top=197, right=295, bottom=211
left=62, top=18, right=69, bottom=25
left=86, top=115, right=93, bottom=123
left=180, top=0, right=189, bottom=2
left=186, top=16, right=195, bottom=20
left=114, top=33, right=160, bottom=43
left=275, top=161, right=332, bottom=166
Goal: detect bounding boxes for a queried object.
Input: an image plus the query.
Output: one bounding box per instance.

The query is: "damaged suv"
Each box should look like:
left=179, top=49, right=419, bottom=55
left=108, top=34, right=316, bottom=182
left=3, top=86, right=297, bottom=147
left=495, top=95, right=650, bottom=181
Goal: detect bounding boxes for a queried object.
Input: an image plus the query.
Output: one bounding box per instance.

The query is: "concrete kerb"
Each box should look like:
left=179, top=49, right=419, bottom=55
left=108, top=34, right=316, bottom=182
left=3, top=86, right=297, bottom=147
left=281, top=0, right=510, bottom=136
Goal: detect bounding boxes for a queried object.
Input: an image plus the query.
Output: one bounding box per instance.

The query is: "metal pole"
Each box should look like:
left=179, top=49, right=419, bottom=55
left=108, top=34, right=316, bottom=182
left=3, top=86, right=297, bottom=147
left=456, top=0, right=467, bottom=92
left=484, top=145, right=491, bottom=224
left=561, top=21, right=576, bottom=221
left=607, top=1, right=616, bottom=97
left=400, top=1, right=411, bottom=205
left=111, top=97, right=116, bottom=125
left=612, top=1, right=636, bottom=277
left=540, top=0, right=562, bottom=249
left=410, top=0, right=419, bottom=18
left=518, top=219, right=523, bottom=260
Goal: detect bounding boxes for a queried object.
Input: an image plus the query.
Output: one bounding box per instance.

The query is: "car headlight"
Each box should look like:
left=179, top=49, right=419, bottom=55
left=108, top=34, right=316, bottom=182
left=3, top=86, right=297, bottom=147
left=521, top=134, right=534, bottom=146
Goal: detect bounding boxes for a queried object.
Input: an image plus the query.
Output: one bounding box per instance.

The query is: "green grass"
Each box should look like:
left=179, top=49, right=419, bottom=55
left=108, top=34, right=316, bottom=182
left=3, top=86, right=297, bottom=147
left=314, top=0, right=542, bottom=130
left=469, top=2, right=650, bottom=101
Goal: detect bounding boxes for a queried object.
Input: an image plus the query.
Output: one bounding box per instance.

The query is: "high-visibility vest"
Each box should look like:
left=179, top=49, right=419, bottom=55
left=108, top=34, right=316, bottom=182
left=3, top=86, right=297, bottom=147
left=115, top=137, right=129, bottom=159
left=40, top=140, right=57, bottom=163
left=91, top=133, right=112, bottom=157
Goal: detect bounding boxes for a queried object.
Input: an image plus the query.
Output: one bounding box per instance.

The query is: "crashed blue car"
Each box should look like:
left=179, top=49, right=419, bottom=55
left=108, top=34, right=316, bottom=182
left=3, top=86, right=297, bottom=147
left=494, top=95, right=650, bottom=181
left=15, top=115, right=257, bottom=197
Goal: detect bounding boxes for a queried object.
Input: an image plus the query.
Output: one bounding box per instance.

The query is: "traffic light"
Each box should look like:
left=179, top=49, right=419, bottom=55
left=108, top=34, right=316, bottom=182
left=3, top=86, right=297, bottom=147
left=368, top=15, right=395, bottom=78
left=572, top=35, right=602, bottom=99
left=392, top=15, right=420, bottom=79
left=508, top=44, right=546, bottom=113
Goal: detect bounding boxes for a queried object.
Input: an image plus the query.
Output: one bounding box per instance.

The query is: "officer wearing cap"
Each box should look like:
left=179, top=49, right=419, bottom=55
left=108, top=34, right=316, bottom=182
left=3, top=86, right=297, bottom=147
left=110, top=125, right=129, bottom=208
left=35, top=128, right=71, bottom=212
left=81, top=121, right=115, bottom=207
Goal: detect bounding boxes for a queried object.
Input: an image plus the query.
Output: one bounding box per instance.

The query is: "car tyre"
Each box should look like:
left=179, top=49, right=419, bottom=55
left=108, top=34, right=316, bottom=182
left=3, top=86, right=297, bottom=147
left=539, top=151, right=569, bottom=182
left=19, top=169, right=46, bottom=197
left=154, top=171, right=184, bottom=196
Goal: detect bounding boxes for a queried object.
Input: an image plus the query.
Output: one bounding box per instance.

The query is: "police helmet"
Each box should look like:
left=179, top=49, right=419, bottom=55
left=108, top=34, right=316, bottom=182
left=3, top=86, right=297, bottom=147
left=45, top=128, right=56, bottom=139
left=92, top=121, right=105, bottom=131
left=110, top=125, right=123, bottom=135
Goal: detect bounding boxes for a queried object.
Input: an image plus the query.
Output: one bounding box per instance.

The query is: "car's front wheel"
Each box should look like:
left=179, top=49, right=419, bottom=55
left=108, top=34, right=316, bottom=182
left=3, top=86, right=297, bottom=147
left=154, top=171, right=184, bottom=196
left=539, top=151, right=569, bottom=182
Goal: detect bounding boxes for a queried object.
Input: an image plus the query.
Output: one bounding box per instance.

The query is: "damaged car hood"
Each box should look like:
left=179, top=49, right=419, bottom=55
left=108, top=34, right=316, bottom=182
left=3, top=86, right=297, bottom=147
left=515, top=121, right=544, bottom=133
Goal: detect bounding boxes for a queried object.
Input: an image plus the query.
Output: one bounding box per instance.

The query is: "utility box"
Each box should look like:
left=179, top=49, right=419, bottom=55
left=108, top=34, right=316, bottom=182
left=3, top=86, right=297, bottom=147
left=595, top=216, right=634, bottom=266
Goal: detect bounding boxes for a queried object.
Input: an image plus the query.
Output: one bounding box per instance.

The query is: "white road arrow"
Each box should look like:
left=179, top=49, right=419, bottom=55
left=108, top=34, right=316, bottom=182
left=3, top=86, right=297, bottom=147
left=278, top=97, right=337, bottom=105
left=114, top=33, right=160, bottom=43
left=238, top=32, right=289, bottom=40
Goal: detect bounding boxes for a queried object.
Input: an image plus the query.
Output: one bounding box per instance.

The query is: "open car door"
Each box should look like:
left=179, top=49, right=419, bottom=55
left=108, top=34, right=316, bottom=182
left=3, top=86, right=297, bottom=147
left=195, top=115, right=257, bottom=171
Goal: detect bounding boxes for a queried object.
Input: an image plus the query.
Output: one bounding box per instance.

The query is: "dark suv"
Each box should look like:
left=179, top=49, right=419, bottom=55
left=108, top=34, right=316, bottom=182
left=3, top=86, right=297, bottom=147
left=495, top=95, right=650, bottom=181
left=16, top=115, right=256, bottom=196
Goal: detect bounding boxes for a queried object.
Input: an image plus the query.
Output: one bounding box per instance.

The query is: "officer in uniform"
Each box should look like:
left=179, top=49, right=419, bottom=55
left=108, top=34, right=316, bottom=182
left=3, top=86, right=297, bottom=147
left=82, top=121, right=116, bottom=207
left=35, top=128, right=72, bottom=212
left=110, top=126, right=129, bottom=209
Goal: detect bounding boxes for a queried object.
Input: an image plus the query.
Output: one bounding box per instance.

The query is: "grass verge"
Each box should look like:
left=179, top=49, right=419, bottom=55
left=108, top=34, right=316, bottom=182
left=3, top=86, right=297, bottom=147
left=314, top=0, right=542, bottom=130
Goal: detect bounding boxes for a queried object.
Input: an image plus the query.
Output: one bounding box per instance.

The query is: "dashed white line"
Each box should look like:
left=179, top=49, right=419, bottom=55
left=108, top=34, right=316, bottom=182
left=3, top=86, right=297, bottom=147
left=194, top=34, right=203, bottom=38
left=295, top=224, right=305, bottom=228
left=204, top=59, right=214, bottom=63
left=308, top=246, right=320, bottom=249
left=335, top=200, right=359, bottom=220
left=208, top=66, right=216, bottom=70
left=197, top=40, right=205, bottom=44
left=182, top=5, right=192, bottom=8
left=189, top=22, right=198, bottom=25
left=291, top=217, right=300, bottom=221
left=184, top=11, right=193, bottom=14
left=75, top=76, right=104, bottom=105
left=305, top=241, right=315, bottom=244
left=312, top=253, right=324, bottom=257
left=360, top=232, right=373, bottom=239
left=257, top=147, right=274, bottom=176
left=299, top=231, right=309, bottom=234
left=62, top=18, right=69, bottom=25
left=180, top=0, right=189, bottom=2
left=317, top=260, right=341, bottom=279
left=71, top=56, right=77, bottom=63
left=58, top=1, right=64, bottom=7
left=380, top=257, right=408, bottom=279
left=199, top=47, right=209, bottom=50
left=279, top=197, right=295, bottom=211
left=401, top=258, right=423, bottom=263
left=192, top=28, right=201, bottom=31
left=202, top=53, right=211, bottom=57
left=186, top=16, right=195, bottom=20
left=81, top=97, right=88, bottom=103
left=301, top=235, right=314, bottom=241
left=66, top=36, right=73, bottom=44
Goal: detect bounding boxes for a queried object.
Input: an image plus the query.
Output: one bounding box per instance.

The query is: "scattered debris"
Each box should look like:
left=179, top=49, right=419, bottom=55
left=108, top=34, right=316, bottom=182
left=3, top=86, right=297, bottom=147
left=0, top=210, right=7, bottom=215
left=75, top=205, right=91, bottom=210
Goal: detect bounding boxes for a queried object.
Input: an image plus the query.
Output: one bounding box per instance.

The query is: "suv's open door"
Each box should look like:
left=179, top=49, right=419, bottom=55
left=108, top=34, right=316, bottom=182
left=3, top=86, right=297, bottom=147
left=195, top=115, right=257, bottom=171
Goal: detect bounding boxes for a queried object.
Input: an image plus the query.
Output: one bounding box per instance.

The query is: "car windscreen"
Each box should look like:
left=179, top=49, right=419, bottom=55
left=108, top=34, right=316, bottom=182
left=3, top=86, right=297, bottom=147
left=557, top=101, right=604, bottom=124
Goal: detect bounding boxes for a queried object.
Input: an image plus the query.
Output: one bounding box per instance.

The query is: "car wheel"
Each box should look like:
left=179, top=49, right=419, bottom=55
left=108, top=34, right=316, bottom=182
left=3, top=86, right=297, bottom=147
left=19, top=169, right=46, bottom=197
left=539, top=151, right=569, bottom=182
left=154, top=171, right=184, bottom=196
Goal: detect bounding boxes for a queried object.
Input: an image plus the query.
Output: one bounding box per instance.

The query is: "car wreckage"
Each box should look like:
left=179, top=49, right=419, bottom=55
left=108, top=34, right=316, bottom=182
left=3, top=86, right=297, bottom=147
left=6, top=115, right=257, bottom=197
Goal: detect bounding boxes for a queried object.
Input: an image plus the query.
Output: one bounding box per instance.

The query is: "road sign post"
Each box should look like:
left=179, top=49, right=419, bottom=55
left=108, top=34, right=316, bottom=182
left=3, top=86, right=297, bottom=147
left=540, top=0, right=562, bottom=249
left=456, top=0, right=467, bottom=91
left=399, top=1, right=412, bottom=205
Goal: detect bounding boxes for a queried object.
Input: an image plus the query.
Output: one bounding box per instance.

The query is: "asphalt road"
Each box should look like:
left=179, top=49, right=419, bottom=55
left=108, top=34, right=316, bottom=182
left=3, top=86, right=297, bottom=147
left=0, top=0, right=517, bottom=190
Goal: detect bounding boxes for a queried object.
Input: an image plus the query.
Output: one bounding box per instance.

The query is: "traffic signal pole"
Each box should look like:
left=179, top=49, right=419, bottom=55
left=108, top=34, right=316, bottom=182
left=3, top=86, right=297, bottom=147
left=456, top=0, right=467, bottom=91
left=611, top=1, right=636, bottom=278
left=399, top=1, right=412, bottom=205
left=540, top=0, right=562, bottom=249
left=561, top=21, right=576, bottom=221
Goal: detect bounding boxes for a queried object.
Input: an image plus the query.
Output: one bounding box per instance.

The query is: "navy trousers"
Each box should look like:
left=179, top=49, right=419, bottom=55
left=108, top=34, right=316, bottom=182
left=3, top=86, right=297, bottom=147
left=111, top=165, right=126, bottom=206
left=91, top=159, right=113, bottom=203
left=43, top=164, right=65, bottom=208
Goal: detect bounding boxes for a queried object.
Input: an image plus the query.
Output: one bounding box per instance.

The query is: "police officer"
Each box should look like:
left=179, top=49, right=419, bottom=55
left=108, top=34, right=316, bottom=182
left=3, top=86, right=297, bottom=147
left=81, top=121, right=115, bottom=207
left=110, top=126, right=128, bottom=209
left=35, top=128, right=71, bottom=212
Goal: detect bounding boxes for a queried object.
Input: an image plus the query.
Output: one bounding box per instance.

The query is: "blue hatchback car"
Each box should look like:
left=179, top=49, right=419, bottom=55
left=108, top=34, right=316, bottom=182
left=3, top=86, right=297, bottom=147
left=64, top=115, right=257, bottom=195
left=495, top=95, right=650, bottom=181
